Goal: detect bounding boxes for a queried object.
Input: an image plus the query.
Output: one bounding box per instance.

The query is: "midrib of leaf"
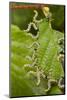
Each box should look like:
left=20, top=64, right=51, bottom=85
left=37, top=20, right=64, bottom=79
left=38, top=27, right=55, bottom=69
left=37, top=28, right=52, bottom=66
left=40, top=31, right=58, bottom=70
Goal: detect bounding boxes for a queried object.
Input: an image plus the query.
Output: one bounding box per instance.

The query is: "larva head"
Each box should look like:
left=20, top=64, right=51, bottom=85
left=42, top=6, right=52, bottom=22
left=42, top=6, right=50, bottom=13
left=42, top=6, right=50, bottom=17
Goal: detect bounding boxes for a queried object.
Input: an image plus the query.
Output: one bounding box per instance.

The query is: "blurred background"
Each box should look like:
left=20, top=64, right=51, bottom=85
left=10, top=2, right=65, bottom=33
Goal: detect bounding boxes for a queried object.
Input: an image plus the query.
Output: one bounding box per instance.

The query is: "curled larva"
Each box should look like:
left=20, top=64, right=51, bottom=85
left=58, top=77, right=64, bottom=89
left=36, top=67, right=46, bottom=85
left=27, top=42, right=40, bottom=49
left=24, top=22, right=32, bottom=32
left=25, top=56, right=32, bottom=61
left=40, top=72, right=46, bottom=79
left=33, top=10, right=42, bottom=23
left=45, top=79, right=51, bottom=92
left=58, top=38, right=64, bottom=44
left=36, top=67, right=40, bottom=86
left=27, top=70, right=36, bottom=77
left=57, top=54, right=64, bottom=62
left=32, top=22, right=38, bottom=30
left=33, top=10, right=38, bottom=22
left=24, top=57, right=37, bottom=68
left=33, top=10, right=43, bottom=23
left=24, top=22, right=38, bottom=32
left=24, top=64, right=32, bottom=68
left=32, top=50, right=36, bottom=60
left=45, top=79, right=57, bottom=92
left=26, top=31, right=39, bottom=39
left=31, top=58, right=37, bottom=67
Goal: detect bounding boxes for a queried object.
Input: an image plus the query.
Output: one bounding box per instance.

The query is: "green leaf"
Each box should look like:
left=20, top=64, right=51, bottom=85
left=37, top=19, right=64, bottom=80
